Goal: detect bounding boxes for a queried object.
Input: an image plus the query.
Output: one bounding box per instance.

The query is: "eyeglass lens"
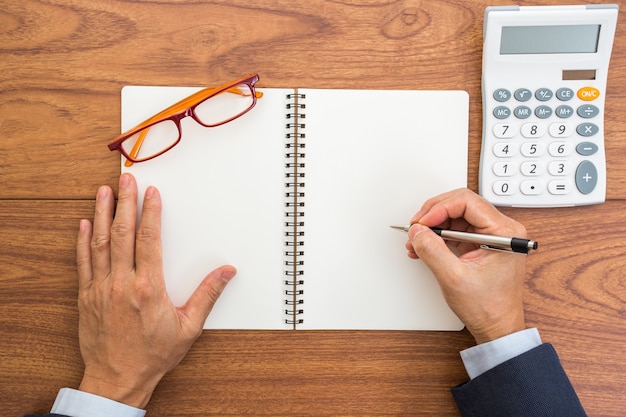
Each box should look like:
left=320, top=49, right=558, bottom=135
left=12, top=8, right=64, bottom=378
left=120, top=83, right=255, bottom=162
left=194, top=83, right=254, bottom=126
left=120, top=119, right=180, bottom=162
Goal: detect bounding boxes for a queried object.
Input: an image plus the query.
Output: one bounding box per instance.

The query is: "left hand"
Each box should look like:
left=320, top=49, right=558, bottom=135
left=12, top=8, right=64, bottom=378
left=75, top=173, right=236, bottom=408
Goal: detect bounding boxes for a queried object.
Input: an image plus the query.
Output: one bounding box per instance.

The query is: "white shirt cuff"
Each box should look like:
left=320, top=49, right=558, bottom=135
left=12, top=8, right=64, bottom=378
left=51, top=388, right=146, bottom=417
left=460, top=328, right=542, bottom=379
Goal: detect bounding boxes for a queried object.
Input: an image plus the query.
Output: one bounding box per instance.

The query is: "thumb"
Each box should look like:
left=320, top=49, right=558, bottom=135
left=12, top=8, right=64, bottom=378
left=408, top=224, right=460, bottom=283
left=180, top=265, right=237, bottom=329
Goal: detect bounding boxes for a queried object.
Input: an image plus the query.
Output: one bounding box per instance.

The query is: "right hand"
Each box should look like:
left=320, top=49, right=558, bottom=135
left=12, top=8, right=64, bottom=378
left=406, top=188, right=527, bottom=344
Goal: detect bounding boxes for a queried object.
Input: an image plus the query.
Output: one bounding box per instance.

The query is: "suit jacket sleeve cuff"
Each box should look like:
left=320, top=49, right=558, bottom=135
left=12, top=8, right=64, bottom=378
left=451, top=343, right=587, bottom=417
left=460, top=328, right=542, bottom=379
left=50, top=388, right=146, bottom=417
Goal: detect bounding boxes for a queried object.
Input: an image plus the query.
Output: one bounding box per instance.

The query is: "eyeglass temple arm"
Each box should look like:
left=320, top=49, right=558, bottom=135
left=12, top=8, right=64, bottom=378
left=123, top=86, right=263, bottom=167
left=129, top=86, right=262, bottom=135
left=146, top=86, right=262, bottom=125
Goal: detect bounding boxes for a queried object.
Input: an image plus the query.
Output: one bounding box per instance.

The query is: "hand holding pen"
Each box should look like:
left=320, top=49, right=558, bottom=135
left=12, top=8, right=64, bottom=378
left=401, top=188, right=529, bottom=344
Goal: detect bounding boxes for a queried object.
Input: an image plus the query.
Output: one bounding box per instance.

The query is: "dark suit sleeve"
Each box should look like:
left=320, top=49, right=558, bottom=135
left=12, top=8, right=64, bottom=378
left=451, top=343, right=587, bottom=417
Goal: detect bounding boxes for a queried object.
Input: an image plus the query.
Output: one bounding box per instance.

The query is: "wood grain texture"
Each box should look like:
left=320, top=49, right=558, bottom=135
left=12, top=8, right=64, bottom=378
left=1, top=0, right=626, bottom=416
left=2, top=199, right=626, bottom=416
left=1, top=0, right=626, bottom=198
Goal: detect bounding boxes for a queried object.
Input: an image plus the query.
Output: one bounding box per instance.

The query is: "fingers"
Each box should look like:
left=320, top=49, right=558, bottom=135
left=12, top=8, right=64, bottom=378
left=76, top=219, right=94, bottom=291
left=412, top=188, right=525, bottom=236
left=110, top=173, right=138, bottom=275
left=83, top=172, right=236, bottom=334
left=412, top=188, right=493, bottom=228
left=408, top=224, right=461, bottom=279
left=90, top=185, right=115, bottom=278
left=135, top=186, right=163, bottom=279
left=181, top=266, right=237, bottom=329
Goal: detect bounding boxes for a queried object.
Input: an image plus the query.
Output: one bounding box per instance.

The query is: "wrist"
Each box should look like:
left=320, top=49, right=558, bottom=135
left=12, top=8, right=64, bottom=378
left=470, top=311, right=525, bottom=345
left=79, top=370, right=159, bottom=409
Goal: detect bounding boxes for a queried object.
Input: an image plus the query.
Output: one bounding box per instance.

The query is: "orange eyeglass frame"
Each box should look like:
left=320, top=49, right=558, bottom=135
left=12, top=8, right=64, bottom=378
left=108, top=73, right=263, bottom=166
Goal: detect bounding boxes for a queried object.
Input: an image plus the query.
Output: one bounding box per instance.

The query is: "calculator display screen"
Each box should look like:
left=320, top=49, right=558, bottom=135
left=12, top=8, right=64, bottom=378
left=500, top=25, right=600, bottom=54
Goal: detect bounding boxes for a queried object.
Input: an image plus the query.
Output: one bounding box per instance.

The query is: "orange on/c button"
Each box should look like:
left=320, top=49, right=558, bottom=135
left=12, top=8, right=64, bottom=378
left=577, top=87, right=601, bottom=101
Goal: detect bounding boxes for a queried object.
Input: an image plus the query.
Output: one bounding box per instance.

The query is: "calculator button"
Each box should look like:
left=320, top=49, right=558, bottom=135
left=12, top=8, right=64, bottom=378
left=577, top=86, right=600, bottom=101
left=577, top=104, right=600, bottom=119
left=548, top=180, right=572, bottom=195
left=493, top=123, right=517, bottom=138
left=521, top=142, right=545, bottom=157
left=493, top=142, right=516, bottom=157
left=576, top=142, right=599, bottom=156
left=556, top=88, right=575, bottom=101
left=576, top=123, right=599, bottom=137
left=549, top=123, right=573, bottom=138
left=549, top=142, right=573, bottom=157
left=493, top=106, right=511, bottom=119
left=555, top=105, right=574, bottom=118
left=521, top=123, right=545, bottom=138
left=575, top=160, right=598, bottom=194
left=520, top=181, right=544, bottom=195
left=521, top=161, right=545, bottom=176
left=514, top=88, right=532, bottom=102
left=514, top=106, right=532, bottom=119
left=493, top=162, right=516, bottom=176
left=534, top=105, right=552, bottom=119
left=493, top=181, right=516, bottom=195
left=548, top=161, right=572, bottom=176
left=493, top=89, right=511, bottom=102
left=535, top=88, right=553, bottom=101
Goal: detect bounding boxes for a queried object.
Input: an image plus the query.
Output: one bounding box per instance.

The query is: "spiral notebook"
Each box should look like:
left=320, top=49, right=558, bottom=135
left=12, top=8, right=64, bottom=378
left=121, top=86, right=468, bottom=330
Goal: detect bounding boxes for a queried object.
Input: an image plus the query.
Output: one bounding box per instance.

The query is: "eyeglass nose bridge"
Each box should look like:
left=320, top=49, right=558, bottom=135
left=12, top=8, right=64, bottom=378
left=173, top=107, right=194, bottom=122
left=177, top=106, right=208, bottom=127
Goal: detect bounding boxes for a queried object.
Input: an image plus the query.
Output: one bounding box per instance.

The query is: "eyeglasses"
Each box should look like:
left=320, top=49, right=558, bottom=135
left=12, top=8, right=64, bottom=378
left=108, top=73, right=262, bottom=166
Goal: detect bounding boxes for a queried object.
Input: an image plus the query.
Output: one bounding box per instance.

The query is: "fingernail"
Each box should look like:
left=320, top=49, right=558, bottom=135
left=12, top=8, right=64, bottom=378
left=96, top=186, right=109, bottom=201
left=145, top=186, right=158, bottom=200
left=79, top=219, right=91, bottom=232
left=119, top=173, right=130, bottom=188
left=221, top=267, right=237, bottom=282
left=408, top=223, right=427, bottom=240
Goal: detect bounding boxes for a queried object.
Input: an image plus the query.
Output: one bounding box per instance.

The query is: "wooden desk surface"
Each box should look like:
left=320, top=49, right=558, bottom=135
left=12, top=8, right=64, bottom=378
left=1, top=1, right=625, bottom=415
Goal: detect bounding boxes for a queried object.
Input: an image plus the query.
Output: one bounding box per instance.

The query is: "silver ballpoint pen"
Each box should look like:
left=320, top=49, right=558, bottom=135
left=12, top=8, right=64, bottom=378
left=390, top=225, right=538, bottom=254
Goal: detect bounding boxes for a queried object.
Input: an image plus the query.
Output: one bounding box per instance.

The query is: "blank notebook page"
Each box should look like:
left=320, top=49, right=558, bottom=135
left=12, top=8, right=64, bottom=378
left=121, top=86, right=468, bottom=330
left=300, top=89, right=467, bottom=330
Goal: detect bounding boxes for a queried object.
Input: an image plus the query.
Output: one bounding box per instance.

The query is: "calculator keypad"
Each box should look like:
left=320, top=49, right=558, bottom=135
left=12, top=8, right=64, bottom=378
left=482, top=85, right=604, bottom=206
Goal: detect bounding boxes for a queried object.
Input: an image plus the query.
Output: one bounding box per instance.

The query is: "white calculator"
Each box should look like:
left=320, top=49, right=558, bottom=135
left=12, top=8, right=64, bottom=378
left=479, top=5, right=618, bottom=207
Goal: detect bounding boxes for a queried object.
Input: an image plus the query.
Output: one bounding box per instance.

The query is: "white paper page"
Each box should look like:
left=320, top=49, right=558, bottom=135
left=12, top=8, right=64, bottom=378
left=299, top=89, right=468, bottom=330
left=122, top=87, right=289, bottom=329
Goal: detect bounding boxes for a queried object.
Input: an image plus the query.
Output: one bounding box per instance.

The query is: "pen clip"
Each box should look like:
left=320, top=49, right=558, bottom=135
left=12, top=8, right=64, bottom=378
left=480, top=245, right=528, bottom=255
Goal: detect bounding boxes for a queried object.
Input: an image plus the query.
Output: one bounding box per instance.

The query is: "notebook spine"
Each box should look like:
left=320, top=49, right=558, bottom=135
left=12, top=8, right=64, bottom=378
left=284, top=90, right=306, bottom=328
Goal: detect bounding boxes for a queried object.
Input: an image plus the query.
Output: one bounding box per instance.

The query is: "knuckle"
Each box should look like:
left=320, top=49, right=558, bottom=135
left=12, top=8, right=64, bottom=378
left=497, top=214, right=528, bottom=237
left=90, top=233, right=110, bottom=252
left=133, top=276, right=156, bottom=303
left=110, top=221, right=134, bottom=239
left=77, top=290, right=90, bottom=310
left=135, top=224, right=158, bottom=243
left=206, top=283, right=224, bottom=306
left=76, top=253, right=89, bottom=266
left=511, top=220, right=528, bottom=238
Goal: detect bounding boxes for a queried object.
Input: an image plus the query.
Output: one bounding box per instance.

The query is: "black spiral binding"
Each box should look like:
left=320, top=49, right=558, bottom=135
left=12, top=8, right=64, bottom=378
left=284, top=90, right=306, bottom=328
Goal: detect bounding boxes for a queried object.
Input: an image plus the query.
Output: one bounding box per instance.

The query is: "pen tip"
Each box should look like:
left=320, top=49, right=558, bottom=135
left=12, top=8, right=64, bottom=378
left=390, top=225, right=409, bottom=232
